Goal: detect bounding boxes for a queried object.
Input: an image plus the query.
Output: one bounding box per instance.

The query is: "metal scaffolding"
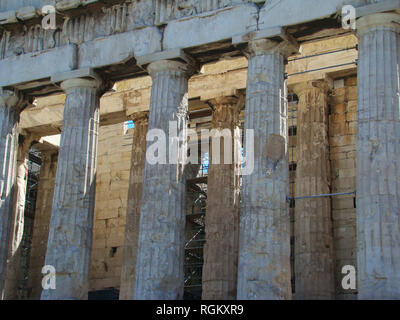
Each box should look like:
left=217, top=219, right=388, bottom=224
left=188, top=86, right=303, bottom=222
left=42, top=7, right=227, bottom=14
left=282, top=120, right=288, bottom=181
left=183, top=162, right=208, bottom=300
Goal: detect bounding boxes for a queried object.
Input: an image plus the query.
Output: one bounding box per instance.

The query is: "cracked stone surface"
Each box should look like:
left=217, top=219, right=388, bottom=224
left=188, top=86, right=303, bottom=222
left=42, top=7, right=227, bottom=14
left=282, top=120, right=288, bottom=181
left=237, top=39, right=293, bottom=300
left=133, top=60, right=190, bottom=300
left=202, top=97, right=241, bottom=300
left=119, top=112, right=148, bottom=300
left=4, top=134, right=36, bottom=299
left=41, top=78, right=101, bottom=300
left=0, top=90, right=21, bottom=299
left=356, top=13, right=400, bottom=299
left=292, top=81, right=335, bottom=300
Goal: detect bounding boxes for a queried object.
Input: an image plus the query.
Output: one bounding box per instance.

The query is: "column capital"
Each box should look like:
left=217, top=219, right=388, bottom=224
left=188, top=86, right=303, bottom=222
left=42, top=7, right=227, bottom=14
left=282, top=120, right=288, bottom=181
left=129, top=111, right=149, bottom=124
left=0, top=89, right=23, bottom=109
left=37, top=148, right=58, bottom=169
left=246, top=38, right=298, bottom=58
left=208, top=96, right=239, bottom=108
left=357, top=12, right=400, bottom=36
left=147, top=60, right=195, bottom=78
left=53, top=69, right=113, bottom=96
left=18, top=133, right=39, bottom=156
left=209, top=96, right=241, bottom=128
left=40, top=150, right=54, bottom=163
left=60, top=78, right=102, bottom=92
left=291, top=80, right=330, bottom=96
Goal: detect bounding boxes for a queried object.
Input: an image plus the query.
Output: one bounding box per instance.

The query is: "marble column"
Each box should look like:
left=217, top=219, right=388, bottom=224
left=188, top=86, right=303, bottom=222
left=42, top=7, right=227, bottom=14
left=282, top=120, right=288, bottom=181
left=27, top=149, right=58, bottom=299
left=0, top=90, right=22, bottom=299
left=202, top=97, right=241, bottom=299
left=133, top=60, right=191, bottom=300
left=120, top=112, right=149, bottom=300
left=4, top=134, right=37, bottom=299
left=292, top=81, right=335, bottom=299
left=237, top=39, right=295, bottom=300
left=41, top=78, right=102, bottom=300
left=356, top=13, right=400, bottom=299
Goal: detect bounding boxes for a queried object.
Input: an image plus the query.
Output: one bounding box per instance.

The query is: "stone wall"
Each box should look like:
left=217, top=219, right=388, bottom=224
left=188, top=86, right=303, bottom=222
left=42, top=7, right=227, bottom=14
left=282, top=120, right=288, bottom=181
left=329, top=76, right=358, bottom=300
left=89, top=122, right=132, bottom=292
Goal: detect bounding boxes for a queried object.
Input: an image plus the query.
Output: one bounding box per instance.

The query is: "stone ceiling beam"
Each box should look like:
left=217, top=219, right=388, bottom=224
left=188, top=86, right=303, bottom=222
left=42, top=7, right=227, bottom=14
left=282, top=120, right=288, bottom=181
left=18, top=34, right=358, bottom=137
left=0, top=0, right=377, bottom=95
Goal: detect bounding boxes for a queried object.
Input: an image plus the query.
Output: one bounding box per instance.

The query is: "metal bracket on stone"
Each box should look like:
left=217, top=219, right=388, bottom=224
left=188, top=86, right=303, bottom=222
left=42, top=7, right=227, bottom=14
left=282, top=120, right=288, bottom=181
left=135, top=48, right=200, bottom=74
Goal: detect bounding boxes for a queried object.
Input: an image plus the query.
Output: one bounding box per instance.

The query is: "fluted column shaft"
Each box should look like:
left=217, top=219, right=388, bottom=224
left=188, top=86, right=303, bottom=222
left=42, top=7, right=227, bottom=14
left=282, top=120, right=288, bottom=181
left=0, top=90, right=22, bottom=299
left=4, top=134, right=36, bottom=299
left=120, top=112, right=148, bottom=300
left=202, top=97, right=241, bottom=300
left=27, top=150, right=58, bottom=299
left=356, top=13, right=400, bottom=299
left=237, top=39, right=294, bottom=300
left=41, top=78, right=101, bottom=300
left=134, top=60, right=191, bottom=300
left=292, top=81, right=335, bottom=299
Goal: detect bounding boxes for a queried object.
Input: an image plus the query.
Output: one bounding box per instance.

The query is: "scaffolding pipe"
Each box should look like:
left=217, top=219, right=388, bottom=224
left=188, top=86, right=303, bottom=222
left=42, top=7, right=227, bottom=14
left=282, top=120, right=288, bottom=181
left=287, top=191, right=356, bottom=202
left=285, top=61, right=357, bottom=78
left=287, top=46, right=358, bottom=62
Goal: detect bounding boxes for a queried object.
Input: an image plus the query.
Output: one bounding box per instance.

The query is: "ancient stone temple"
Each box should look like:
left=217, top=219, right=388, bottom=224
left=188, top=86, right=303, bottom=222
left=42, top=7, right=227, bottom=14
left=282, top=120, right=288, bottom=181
left=0, top=0, right=399, bottom=300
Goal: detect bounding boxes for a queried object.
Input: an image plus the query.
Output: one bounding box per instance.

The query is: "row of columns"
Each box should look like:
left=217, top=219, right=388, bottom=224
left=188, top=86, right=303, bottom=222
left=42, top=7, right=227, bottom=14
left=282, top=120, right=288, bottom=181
left=0, top=12, right=399, bottom=300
